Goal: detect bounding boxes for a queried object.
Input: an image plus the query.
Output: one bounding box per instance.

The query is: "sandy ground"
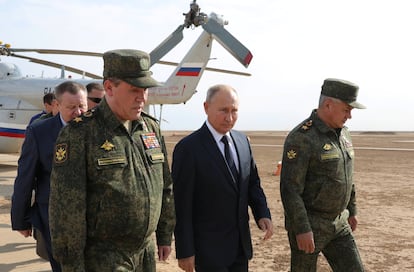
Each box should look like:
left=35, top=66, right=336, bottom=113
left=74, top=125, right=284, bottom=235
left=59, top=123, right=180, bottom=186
left=1, top=131, right=413, bottom=272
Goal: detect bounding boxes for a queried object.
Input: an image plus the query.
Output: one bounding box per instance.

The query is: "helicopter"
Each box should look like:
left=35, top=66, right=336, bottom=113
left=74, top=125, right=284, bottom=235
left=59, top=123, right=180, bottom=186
left=0, top=0, right=253, bottom=153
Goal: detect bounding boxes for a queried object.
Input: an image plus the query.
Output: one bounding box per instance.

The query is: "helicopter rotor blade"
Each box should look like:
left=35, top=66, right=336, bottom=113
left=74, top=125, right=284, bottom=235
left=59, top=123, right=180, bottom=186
left=3, top=27, right=250, bottom=78
left=202, top=13, right=253, bottom=68
left=149, top=24, right=185, bottom=66
left=9, top=48, right=103, bottom=57
left=5, top=48, right=250, bottom=77
left=11, top=53, right=102, bottom=79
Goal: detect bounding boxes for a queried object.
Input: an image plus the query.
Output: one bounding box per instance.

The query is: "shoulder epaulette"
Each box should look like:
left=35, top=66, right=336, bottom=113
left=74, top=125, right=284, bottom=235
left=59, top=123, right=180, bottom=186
left=69, top=108, right=97, bottom=126
left=300, top=119, right=313, bottom=132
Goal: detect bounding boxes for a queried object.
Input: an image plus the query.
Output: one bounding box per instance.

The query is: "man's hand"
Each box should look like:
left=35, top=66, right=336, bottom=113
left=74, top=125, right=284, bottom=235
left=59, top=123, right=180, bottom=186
left=296, top=231, right=315, bottom=254
left=258, top=218, right=273, bottom=240
left=348, top=215, right=358, bottom=232
left=17, top=229, right=32, bottom=237
left=178, top=256, right=195, bottom=272
left=157, top=245, right=172, bottom=261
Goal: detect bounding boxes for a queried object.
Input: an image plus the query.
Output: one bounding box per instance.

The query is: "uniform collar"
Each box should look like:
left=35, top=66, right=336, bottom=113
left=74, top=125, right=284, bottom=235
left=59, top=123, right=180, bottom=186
left=311, top=109, right=343, bottom=136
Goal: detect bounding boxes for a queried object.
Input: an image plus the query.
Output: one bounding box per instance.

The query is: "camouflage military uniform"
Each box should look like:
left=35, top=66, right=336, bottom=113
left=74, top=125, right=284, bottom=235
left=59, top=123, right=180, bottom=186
left=49, top=98, right=175, bottom=272
left=280, top=110, right=364, bottom=272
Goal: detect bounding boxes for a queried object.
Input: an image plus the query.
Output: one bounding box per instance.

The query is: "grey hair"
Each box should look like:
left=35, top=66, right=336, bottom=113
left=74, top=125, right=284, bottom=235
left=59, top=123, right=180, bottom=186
left=205, top=84, right=237, bottom=103
left=318, top=94, right=341, bottom=107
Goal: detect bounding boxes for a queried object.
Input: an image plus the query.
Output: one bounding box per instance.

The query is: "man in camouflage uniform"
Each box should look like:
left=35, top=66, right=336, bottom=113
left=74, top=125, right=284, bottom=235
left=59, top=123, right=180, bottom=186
left=280, top=78, right=365, bottom=272
left=49, top=49, right=175, bottom=272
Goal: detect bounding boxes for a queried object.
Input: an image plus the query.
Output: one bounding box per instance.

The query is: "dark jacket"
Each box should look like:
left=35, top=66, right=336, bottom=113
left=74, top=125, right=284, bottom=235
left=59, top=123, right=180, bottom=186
left=11, top=114, right=63, bottom=230
left=172, top=123, right=271, bottom=267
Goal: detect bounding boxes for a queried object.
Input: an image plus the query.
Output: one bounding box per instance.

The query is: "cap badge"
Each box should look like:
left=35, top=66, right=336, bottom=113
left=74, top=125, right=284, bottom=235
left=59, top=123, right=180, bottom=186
left=139, top=57, right=149, bottom=70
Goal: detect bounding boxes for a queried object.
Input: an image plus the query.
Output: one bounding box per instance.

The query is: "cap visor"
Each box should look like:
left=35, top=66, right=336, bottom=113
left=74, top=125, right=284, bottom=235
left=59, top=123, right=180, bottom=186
left=124, top=77, right=163, bottom=88
left=349, top=101, right=366, bottom=109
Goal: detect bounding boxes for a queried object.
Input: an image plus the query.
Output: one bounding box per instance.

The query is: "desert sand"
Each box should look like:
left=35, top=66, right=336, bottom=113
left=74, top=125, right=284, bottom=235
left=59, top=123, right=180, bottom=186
left=1, top=131, right=413, bottom=272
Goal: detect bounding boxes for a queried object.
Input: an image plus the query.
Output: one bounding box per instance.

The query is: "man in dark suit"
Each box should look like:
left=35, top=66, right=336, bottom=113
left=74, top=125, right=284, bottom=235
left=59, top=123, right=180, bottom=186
left=28, top=92, right=56, bottom=125
left=11, top=81, right=88, bottom=272
left=172, top=84, right=273, bottom=272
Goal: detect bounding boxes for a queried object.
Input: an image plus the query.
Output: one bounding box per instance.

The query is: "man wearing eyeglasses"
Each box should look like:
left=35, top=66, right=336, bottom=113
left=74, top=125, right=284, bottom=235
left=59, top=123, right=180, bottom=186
left=86, top=82, right=105, bottom=109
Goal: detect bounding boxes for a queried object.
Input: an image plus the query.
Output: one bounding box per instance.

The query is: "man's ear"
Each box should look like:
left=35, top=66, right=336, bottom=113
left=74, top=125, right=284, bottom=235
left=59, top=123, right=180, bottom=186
left=203, top=101, right=209, bottom=114
left=324, top=97, right=334, bottom=110
left=104, top=80, right=113, bottom=96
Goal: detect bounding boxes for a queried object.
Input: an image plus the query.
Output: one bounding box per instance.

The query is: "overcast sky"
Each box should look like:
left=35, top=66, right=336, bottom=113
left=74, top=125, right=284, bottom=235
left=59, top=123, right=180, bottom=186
left=1, top=0, right=413, bottom=131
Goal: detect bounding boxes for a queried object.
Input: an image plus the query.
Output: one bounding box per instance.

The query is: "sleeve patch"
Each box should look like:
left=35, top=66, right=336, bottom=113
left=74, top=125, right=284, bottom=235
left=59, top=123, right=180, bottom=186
left=286, top=149, right=297, bottom=160
left=54, top=143, right=68, bottom=164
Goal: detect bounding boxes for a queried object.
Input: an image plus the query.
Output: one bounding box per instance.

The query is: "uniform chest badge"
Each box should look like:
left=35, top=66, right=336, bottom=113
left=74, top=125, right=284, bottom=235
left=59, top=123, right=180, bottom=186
left=323, top=143, right=332, bottom=151
left=141, top=132, right=160, bottom=149
left=55, top=144, right=68, bottom=163
left=101, top=140, right=115, bottom=151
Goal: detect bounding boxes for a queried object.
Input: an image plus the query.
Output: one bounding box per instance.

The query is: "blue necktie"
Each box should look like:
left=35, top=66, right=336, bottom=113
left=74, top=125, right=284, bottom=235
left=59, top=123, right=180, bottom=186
left=221, top=136, right=239, bottom=182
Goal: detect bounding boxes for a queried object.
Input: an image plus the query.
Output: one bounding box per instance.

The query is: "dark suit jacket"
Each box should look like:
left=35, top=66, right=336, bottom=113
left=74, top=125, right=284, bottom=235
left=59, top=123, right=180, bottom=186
left=11, top=114, right=63, bottom=231
left=172, top=123, right=271, bottom=267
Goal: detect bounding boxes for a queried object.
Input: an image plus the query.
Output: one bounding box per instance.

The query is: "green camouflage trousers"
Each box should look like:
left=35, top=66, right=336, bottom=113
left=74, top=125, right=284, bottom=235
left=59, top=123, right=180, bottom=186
left=287, top=212, right=364, bottom=272
left=83, top=238, right=156, bottom=272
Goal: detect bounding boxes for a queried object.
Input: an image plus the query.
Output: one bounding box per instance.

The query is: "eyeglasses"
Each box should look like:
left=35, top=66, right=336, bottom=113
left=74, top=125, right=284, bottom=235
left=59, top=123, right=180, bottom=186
left=88, top=97, right=102, bottom=103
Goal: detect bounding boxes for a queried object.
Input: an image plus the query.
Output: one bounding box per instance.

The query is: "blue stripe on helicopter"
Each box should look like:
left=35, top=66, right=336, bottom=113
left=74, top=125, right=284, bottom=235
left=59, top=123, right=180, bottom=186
left=0, top=127, right=25, bottom=138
